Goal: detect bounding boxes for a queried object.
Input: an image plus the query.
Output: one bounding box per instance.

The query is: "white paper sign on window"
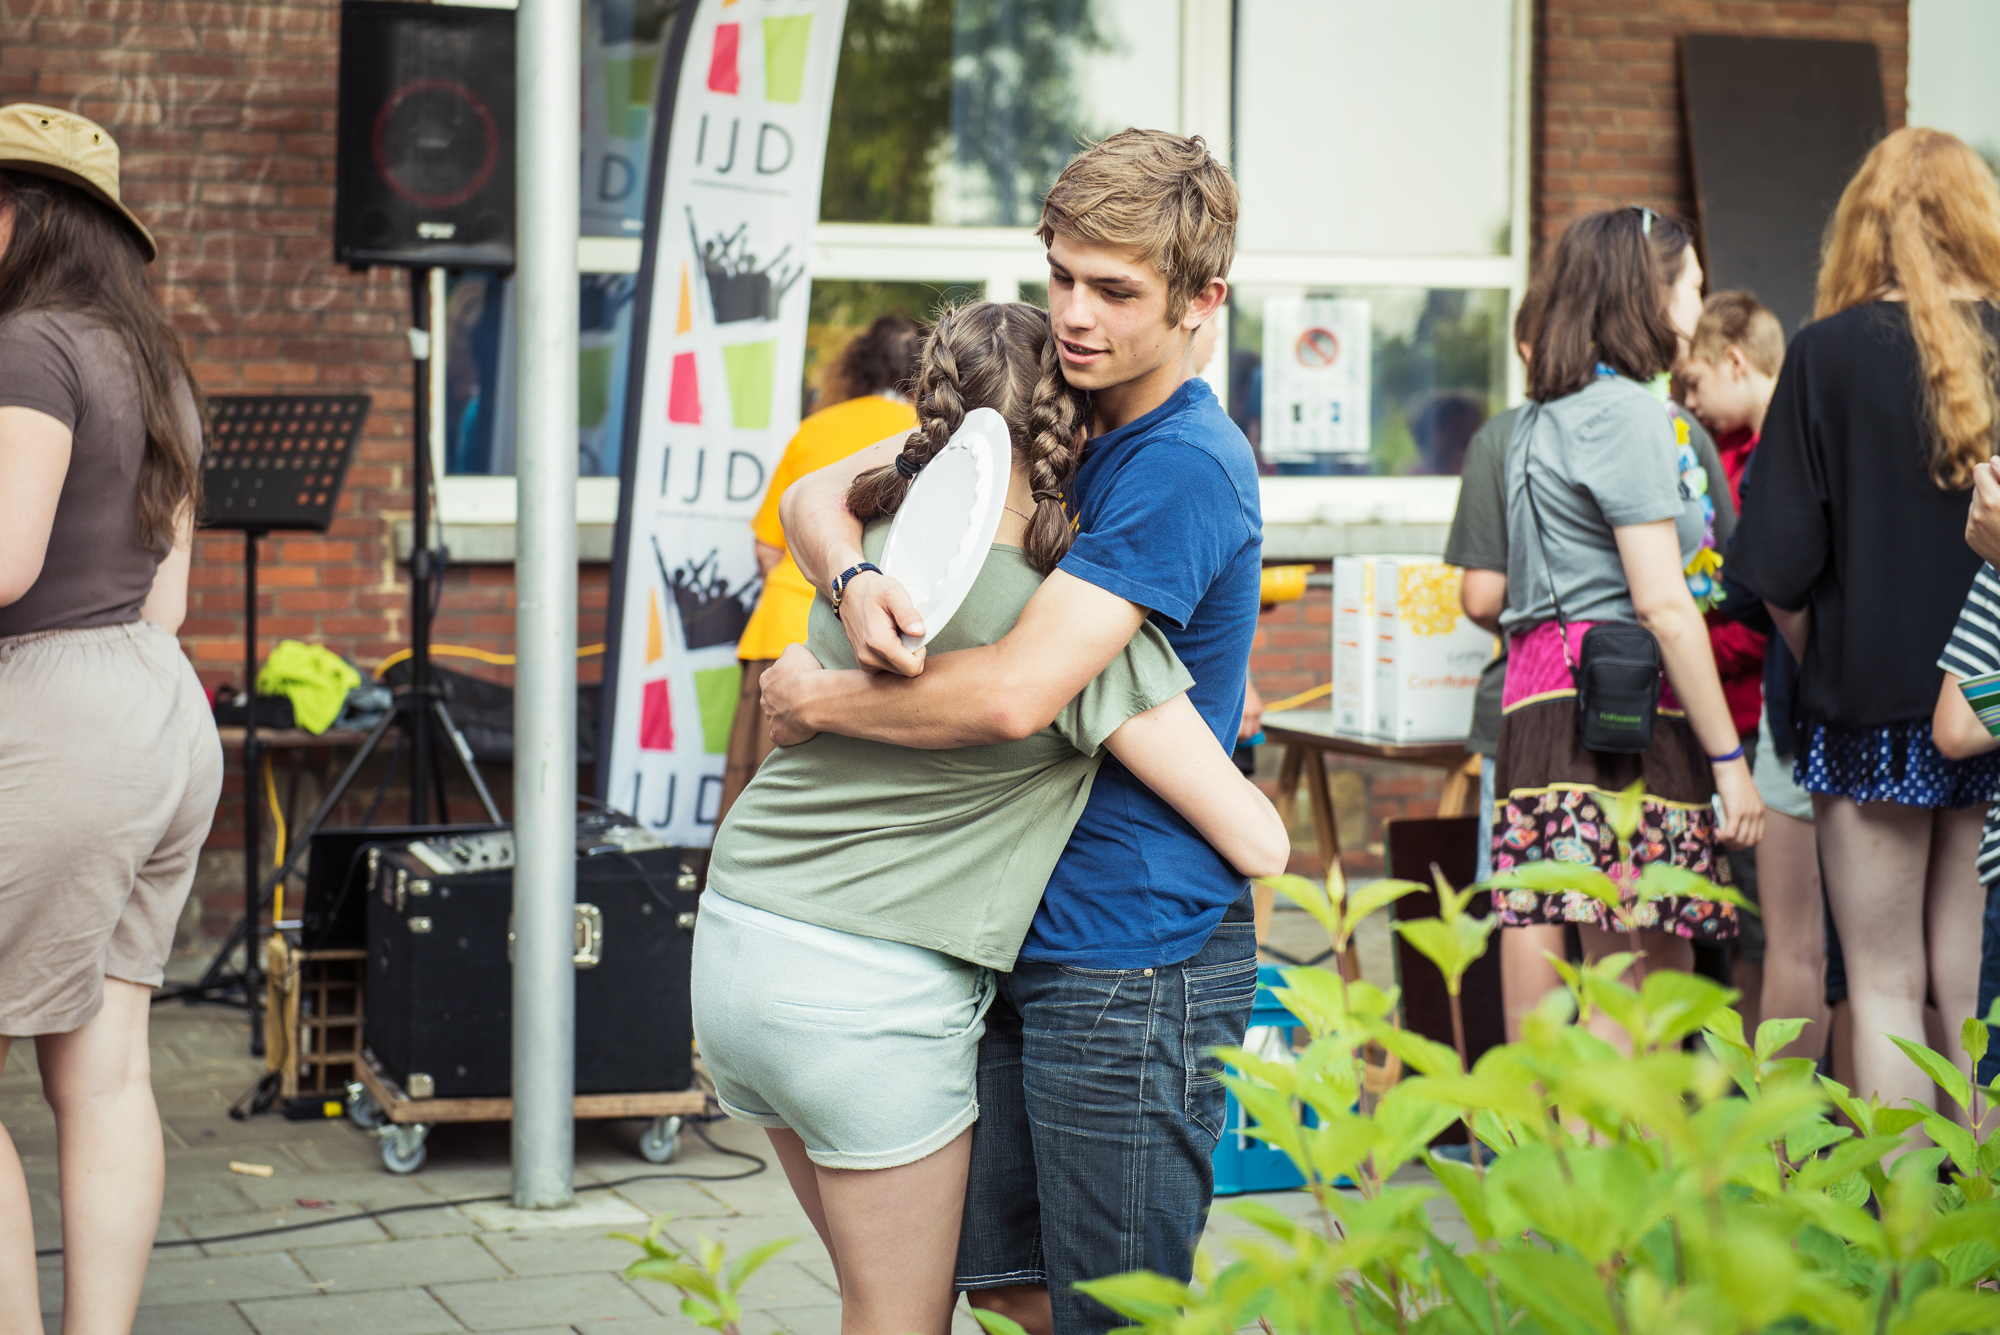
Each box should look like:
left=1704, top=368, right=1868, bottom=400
left=1262, top=296, right=1371, bottom=469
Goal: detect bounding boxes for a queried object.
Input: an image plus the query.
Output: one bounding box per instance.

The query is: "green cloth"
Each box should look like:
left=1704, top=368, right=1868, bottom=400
left=709, top=522, right=1193, bottom=970
left=256, top=640, right=361, bottom=734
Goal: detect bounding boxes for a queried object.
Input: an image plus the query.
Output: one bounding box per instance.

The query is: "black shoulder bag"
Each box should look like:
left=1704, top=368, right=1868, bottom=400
left=1520, top=407, right=1663, bottom=753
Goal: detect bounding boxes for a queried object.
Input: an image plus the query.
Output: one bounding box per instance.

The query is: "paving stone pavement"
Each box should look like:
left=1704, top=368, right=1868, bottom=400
left=6, top=913, right=1376, bottom=1334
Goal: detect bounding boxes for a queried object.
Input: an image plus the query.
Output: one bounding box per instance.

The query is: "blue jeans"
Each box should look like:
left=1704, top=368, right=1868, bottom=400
left=956, top=891, right=1259, bottom=1335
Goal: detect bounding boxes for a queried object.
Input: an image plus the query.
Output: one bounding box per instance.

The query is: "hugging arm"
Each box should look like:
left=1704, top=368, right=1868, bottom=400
left=778, top=435, right=931, bottom=675
left=1103, top=693, right=1289, bottom=878
left=1934, top=673, right=1999, bottom=761
left=762, top=570, right=1150, bottom=748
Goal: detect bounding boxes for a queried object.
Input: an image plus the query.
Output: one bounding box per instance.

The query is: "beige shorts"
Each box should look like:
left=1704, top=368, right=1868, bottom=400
left=0, top=621, right=223, bottom=1034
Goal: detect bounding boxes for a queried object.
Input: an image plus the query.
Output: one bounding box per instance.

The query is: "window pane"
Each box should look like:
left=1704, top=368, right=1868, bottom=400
left=582, top=0, right=681, bottom=238
left=1235, top=0, right=1514, bottom=256
left=1228, top=286, right=1510, bottom=476
left=805, top=278, right=979, bottom=415
left=443, top=272, right=638, bottom=479
left=821, top=0, right=1179, bottom=225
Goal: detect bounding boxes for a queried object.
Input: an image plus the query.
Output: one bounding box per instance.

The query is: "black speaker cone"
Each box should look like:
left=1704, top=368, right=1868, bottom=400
left=371, top=79, right=498, bottom=210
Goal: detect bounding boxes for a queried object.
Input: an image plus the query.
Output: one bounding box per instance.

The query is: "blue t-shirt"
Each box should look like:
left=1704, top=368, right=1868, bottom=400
left=1017, top=378, right=1264, bottom=968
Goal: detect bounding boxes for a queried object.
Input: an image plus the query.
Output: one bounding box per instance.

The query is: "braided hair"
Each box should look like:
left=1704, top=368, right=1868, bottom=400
left=846, top=301, right=1088, bottom=574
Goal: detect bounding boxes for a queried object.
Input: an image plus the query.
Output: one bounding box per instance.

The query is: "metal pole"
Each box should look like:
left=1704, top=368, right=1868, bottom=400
left=242, top=529, right=264, bottom=1055
left=512, top=0, right=580, bottom=1210
left=409, top=272, right=433, bottom=824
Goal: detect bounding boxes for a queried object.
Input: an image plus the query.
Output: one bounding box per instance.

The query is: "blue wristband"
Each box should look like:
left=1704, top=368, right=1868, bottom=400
left=1708, top=745, right=1744, bottom=764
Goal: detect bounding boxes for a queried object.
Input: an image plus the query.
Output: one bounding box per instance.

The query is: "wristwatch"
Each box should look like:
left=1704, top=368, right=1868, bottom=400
left=828, top=562, right=882, bottom=610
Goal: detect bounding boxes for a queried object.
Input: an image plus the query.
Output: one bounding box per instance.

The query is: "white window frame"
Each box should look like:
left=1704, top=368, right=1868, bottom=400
left=434, top=0, right=1534, bottom=543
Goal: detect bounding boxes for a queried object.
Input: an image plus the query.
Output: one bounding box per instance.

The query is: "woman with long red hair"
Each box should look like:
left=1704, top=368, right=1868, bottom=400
left=1734, top=127, right=2000, bottom=1126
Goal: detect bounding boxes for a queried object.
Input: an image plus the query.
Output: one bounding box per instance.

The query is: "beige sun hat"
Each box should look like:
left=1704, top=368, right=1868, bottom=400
left=0, top=103, right=156, bottom=262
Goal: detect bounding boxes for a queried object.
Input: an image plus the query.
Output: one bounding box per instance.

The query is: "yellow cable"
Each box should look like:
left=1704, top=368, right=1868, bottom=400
left=261, top=753, right=287, bottom=922
left=1264, top=681, right=1334, bottom=714
left=372, top=642, right=606, bottom=678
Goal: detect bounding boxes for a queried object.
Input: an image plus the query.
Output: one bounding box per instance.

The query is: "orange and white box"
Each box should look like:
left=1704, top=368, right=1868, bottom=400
left=1369, top=559, right=1497, bottom=744
left=1331, top=556, right=1383, bottom=737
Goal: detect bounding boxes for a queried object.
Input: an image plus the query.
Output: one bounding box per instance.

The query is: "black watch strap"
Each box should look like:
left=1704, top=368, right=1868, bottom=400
left=829, top=562, right=882, bottom=609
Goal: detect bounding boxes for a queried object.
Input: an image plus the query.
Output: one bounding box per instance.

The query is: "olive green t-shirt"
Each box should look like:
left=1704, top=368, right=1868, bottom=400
left=708, top=523, right=1194, bottom=970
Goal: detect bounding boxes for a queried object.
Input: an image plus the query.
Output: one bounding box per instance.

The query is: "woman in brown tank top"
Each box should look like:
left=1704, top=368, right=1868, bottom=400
left=0, top=104, right=221, bottom=1330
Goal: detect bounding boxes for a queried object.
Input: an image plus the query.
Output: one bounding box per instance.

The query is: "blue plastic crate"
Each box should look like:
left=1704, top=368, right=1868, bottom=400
left=1213, top=965, right=1349, bottom=1195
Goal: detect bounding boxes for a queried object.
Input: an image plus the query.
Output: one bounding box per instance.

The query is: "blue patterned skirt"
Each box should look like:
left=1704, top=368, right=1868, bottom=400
left=1795, top=719, right=2000, bottom=809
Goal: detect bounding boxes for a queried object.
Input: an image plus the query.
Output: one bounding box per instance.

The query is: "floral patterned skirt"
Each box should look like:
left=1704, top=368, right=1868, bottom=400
left=1490, top=693, right=1737, bottom=940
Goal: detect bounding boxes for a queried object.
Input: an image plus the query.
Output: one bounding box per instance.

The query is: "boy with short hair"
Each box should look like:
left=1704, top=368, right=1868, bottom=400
left=1681, top=291, right=1785, bottom=499
left=765, top=129, right=1260, bottom=1335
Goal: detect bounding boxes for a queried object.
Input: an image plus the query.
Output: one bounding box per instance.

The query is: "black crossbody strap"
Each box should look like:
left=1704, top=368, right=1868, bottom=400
left=1518, top=403, right=1579, bottom=678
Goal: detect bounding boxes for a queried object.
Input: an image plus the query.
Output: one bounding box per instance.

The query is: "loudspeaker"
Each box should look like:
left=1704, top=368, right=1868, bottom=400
left=301, top=824, right=505, bottom=952
left=364, top=817, right=702, bottom=1098
left=336, top=0, right=515, bottom=270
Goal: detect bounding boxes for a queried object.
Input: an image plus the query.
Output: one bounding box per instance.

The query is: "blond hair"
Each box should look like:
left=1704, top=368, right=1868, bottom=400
left=1036, top=129, right=1239, bottom=324
left=1817, top=127, right=2000, bottom=490
left=1689, top=291, right=1786, bottom=377
left=847, top=303, right=1087, bottom=575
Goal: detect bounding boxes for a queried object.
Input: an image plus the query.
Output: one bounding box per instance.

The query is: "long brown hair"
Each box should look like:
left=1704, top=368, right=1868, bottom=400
left=847, top=302, right=1087, bottom=574
left=1528, top=207, right=1687, bottom=402
left=1816, top=127, right=2000, bottom=490
left=821, top=313, right=923, bottom=406
left=0, top=169, right=202, bottom=548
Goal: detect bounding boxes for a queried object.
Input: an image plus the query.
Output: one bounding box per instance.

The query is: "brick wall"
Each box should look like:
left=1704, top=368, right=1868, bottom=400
left=2, top=0, right=1916, bottom=928
left=1535, top=0, right=1908, bottom=248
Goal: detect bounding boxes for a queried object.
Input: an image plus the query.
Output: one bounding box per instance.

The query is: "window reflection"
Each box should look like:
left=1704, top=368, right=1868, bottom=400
left=804, top=279, right=978, bottom=415
left=822, top=0, right=1177, bottom=226
left=582, top=0, right=680, bottom=237
left=1229, top=288, right=1509, bottom=477
left=443, top=273, right=638, bottom=479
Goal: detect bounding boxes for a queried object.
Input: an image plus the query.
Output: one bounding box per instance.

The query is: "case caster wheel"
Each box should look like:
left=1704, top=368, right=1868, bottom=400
left=346, top=1082, right=385, bottom=1131
left=639, top=1115, right=681, bottom=1164
left=380, top=1123, right=430, bottom=1174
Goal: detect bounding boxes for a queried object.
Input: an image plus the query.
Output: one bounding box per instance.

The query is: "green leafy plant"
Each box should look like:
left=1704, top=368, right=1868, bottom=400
left=1075, top=805, right=2000, bottom=1335
left=626, top=786, right=2000, bottom=1333
left=617, top=1214, right=800, bottom=1334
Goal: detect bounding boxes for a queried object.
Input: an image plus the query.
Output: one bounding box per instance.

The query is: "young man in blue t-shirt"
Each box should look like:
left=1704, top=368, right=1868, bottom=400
left=765, top=129, right=1264, bottom=1335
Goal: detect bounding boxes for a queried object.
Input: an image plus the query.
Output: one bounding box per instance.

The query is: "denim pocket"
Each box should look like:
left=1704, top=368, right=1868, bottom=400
left=1182, top=955, right=1258, bottom=1138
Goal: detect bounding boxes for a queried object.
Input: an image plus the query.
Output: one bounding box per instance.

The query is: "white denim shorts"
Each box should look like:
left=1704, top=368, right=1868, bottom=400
left=1754, top=707, right=1815, bottom=823
left=690, top=889, right=993, bottom=1169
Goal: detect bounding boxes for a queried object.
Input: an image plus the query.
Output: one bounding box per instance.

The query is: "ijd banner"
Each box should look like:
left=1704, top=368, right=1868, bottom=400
left=601, top=0, right=848, bottom=841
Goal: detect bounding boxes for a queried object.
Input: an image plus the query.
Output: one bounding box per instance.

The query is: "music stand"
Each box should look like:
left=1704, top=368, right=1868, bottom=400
left=182, top=395, right=367, bottom=1045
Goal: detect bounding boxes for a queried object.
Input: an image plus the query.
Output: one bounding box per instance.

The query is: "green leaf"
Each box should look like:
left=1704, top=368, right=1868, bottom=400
left=1371, top=1022, right=1463, bottom=1077
left=1876, top=1106, right=1929, bottom=1138
left=968, top=1309, right=1032, bottom=1335
left=1485, top=1249, right=1621, bottom=1335
left=1889, top=1034, right=1973, bottom=1111
left=1961, top=1013, right=1991, bottom=1069
left=1396, top=918, right=1472, bottom=990
left=1793, top=1134, right=1907, bottom=1191
left=1428, top=1154, right=1494, bottom=1241
left=1071, top=1272, right=1193, bottom=1325
left=723, top=1235, right=798, bottom=1290
left=1263, top=872, right=1343, bottom=943
left=1603, top=779, right=1646, bottom=843
left=1634, top=968, right=1737, bottom=1049
left=1917, top=1108, right=1979, bottom=1178
left=1887, top=1286, right=2000, bottom=1335
left=1486, top=860, right=1622, bottom=908
left=1755, top=1015, right=1810, bottom=1061
left=1347, top=877, right=1424, bottom=927
left=1632, top=860, right=1749, bottom=910
left=1785, top=1117, right=1853, bottom=1162
left=1428, top=1239, right=1500, bottom=1333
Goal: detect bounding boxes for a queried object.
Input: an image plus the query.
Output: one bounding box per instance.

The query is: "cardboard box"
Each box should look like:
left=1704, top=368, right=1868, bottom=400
left=1331, top=556, right=1380, bottom=736
left=1369, top=559, right=1496, bottom=744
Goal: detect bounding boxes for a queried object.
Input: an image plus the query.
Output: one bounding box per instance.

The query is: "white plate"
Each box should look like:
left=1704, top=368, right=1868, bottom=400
left=878, top=406, right=1013, bottom=649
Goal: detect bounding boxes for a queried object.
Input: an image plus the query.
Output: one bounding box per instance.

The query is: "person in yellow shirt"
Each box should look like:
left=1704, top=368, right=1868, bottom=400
left=718, top=314, right=924, bottom=822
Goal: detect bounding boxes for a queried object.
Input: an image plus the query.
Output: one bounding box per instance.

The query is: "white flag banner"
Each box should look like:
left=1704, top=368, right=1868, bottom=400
left=601, top=0, right=849, bottom=842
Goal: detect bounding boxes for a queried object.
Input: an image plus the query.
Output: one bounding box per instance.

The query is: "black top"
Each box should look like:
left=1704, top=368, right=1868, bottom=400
left=1732, top=301, right=1998, bottom=730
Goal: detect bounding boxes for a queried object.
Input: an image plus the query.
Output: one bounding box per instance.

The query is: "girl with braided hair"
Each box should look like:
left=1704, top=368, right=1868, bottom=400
left=691, top=301, right=1286, bottom=1335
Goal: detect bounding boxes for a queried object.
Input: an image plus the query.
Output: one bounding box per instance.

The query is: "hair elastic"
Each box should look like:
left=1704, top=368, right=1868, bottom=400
left=1707, top=745, right=1744, bottom=765
left=894, top=454, right=920, bottom=480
